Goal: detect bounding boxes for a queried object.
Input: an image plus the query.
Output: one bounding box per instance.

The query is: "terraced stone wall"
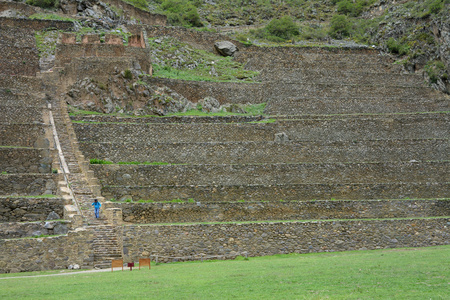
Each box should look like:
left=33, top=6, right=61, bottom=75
left=92, top=162, right=449, bottom=187
left=102, top=183, right=450, bottom=202
left=148, top=77, right=264, bottom=104
left=0, top=18, right=72, bottom=76
left=0, top=148, right=55, bottom=173
left=78, top=139, right=450, bottom=165
left=0, top=17, right=72, bottom=31
left=121, top=218, right=449, bottom=262
left=73, top=116, right=449, bottom=143
left=55, top=43, right=152, bottom=74
left=0, top=174, right=57, bottom=196
left=0, top=228, right=94, bottom=273
left=0, top=2, right=42, bottom=16
left=113, top=199, right=450, bottom=223
left=143, top=25, right=244, bottom=53
left=0, top=196, right=64, bottom=222
left=0, top=124, right=51, bottom=147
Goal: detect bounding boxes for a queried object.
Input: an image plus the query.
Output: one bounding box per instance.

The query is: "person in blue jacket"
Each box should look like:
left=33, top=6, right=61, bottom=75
left=92, top=199, right=101, bottom=218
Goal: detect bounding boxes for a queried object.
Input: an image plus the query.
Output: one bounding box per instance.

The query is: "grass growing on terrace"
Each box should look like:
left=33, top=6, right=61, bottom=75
left=1, top=246, right=449, bottom=299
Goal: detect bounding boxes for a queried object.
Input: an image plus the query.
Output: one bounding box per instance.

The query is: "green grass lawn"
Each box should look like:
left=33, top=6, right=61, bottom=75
left=1, top=246, right=448, bottom=299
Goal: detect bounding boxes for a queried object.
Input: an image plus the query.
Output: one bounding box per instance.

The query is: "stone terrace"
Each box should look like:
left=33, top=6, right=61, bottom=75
left=73, top=44, right=449, bottom=255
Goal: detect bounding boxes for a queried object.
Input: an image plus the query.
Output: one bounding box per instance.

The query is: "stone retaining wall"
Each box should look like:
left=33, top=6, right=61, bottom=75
left=71, top=115, right=263, bottom=123
left=1, top=106, right=46, bottom=123
left=148, top=77, right=264, bottom=104
left=143, top=25, right=244, bottom=54
left=234, top=46, right=394, bottom=69
left=0, top=220, right=69, bottom=239
left=0, top=174, right=57, bottom=196
left=121, top=218, right=449, bottom=262
left=0, top=228, right=94, bottom=273
left=78, top=139, right=450, bottom=164
left=265, top=96, right=449, bottom=115
left=73, top=115, right=449, bottom=143
left=0, top=75, right=44, bottom=91
left=115, top=199, right=450, bottom=223
left=259, top=68, right=424, bottom=86
left=102, top=182, right=450, bottom=202
left=0, top=148, right=54, bottom=174
left=0, top=124, right=50, bottom=147
left=0, top=17, right=73, bottom=31
left=55, top=44, right=151, bottom=74
left=0, top=196, right=64, bottom=222
left=92, top=162, right=449, bottom=186
left=0, top=2, right=42, bottom=16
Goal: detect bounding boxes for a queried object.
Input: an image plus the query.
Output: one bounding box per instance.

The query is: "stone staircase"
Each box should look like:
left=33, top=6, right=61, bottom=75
left=91, top=225, right=123, bottom=269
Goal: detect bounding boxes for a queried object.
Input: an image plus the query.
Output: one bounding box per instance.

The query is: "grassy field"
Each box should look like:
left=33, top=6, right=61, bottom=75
left=1, top=245, right=449, bottom=299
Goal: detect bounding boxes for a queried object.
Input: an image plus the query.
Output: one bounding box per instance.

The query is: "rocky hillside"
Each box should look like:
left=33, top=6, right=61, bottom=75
left=8, top=0, right=450, bottom=93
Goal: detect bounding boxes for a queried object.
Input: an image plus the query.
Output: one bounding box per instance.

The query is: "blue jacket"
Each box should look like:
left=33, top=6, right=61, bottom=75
left=92, top=201, right=101, bottom=209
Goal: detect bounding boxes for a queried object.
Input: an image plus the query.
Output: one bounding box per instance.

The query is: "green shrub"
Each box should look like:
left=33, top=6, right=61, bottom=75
left=123, top=69, right=133, bottom=80
left=429, top=0, right=444, bottom=14
left=161, top=0, right=202, bottom=27
left=90, top=159, right=113, bottom=164
left=425, top=60, right=447, bottom=84
left=265, top=16, right=299, bottom=40
left=386, top=37, right=410, bottom=56
left=26, top=0, right=59, bottom=8
left=329, top=14, right=352, bottom=38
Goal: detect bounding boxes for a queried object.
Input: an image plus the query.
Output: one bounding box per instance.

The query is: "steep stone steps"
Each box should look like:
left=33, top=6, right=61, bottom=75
left=91, top=225, right=122, bottom=269
left=101, top=182, right=450, bottom=202
left=78, top=139, right=449, bottom=165
left=265, top=96, right=449, bottom=115
left=73, top=114, right=450, bottom=143
left=92, top=161, right=449, bottom=187
left=116, top=198, right=450, bottom=224
left=259, top=68, right=425, bottom=86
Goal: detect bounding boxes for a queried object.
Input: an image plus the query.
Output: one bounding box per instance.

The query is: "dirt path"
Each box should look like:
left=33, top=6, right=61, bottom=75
left=0, top=267, right=133, bottom=280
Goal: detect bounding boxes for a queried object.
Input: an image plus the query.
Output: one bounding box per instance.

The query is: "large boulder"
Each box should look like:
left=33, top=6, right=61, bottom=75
left=214, top=41, right=238, bottom=57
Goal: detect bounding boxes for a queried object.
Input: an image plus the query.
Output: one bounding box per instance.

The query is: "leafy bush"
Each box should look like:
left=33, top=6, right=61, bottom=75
left=386, top=38, right=410, bottom=56
left=425, top=60, right=447, bottom=83
left=161, top=0, right=203, bottom=27
left=336, top=0, right=377, bottom=17
left=90, top=159, right=113, bottom=164
left=429, top=0, right=444, bottom=14
left=329, top=14, right=352, bottom=38
left=26, top=0, right=59, bottom=8
left=123, top=69, right=133, bottom=80
left=265, top=16, right=299, bottom=40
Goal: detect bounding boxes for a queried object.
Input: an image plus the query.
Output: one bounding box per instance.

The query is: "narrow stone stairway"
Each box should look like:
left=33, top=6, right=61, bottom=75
left=92, top=225, right=123, bottom=269
left=51, top=98, right=99, bottom=225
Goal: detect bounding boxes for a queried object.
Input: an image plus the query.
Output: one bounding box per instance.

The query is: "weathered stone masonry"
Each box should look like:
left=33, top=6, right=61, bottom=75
left=122, top=218, right=449, bottom=263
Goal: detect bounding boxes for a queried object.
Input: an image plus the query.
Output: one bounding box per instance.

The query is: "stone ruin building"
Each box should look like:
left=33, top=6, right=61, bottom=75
left=0, top=0, right=448, bottom=273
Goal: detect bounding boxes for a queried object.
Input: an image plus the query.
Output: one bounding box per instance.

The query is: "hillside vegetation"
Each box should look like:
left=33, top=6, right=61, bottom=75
left=26, top=0, right=450, bottom=93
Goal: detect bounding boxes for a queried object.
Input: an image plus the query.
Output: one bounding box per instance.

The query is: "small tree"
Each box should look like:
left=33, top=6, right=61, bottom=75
left=329, top=14, right=352, bottom=39
left=265, top=16, right=299, bottom=41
